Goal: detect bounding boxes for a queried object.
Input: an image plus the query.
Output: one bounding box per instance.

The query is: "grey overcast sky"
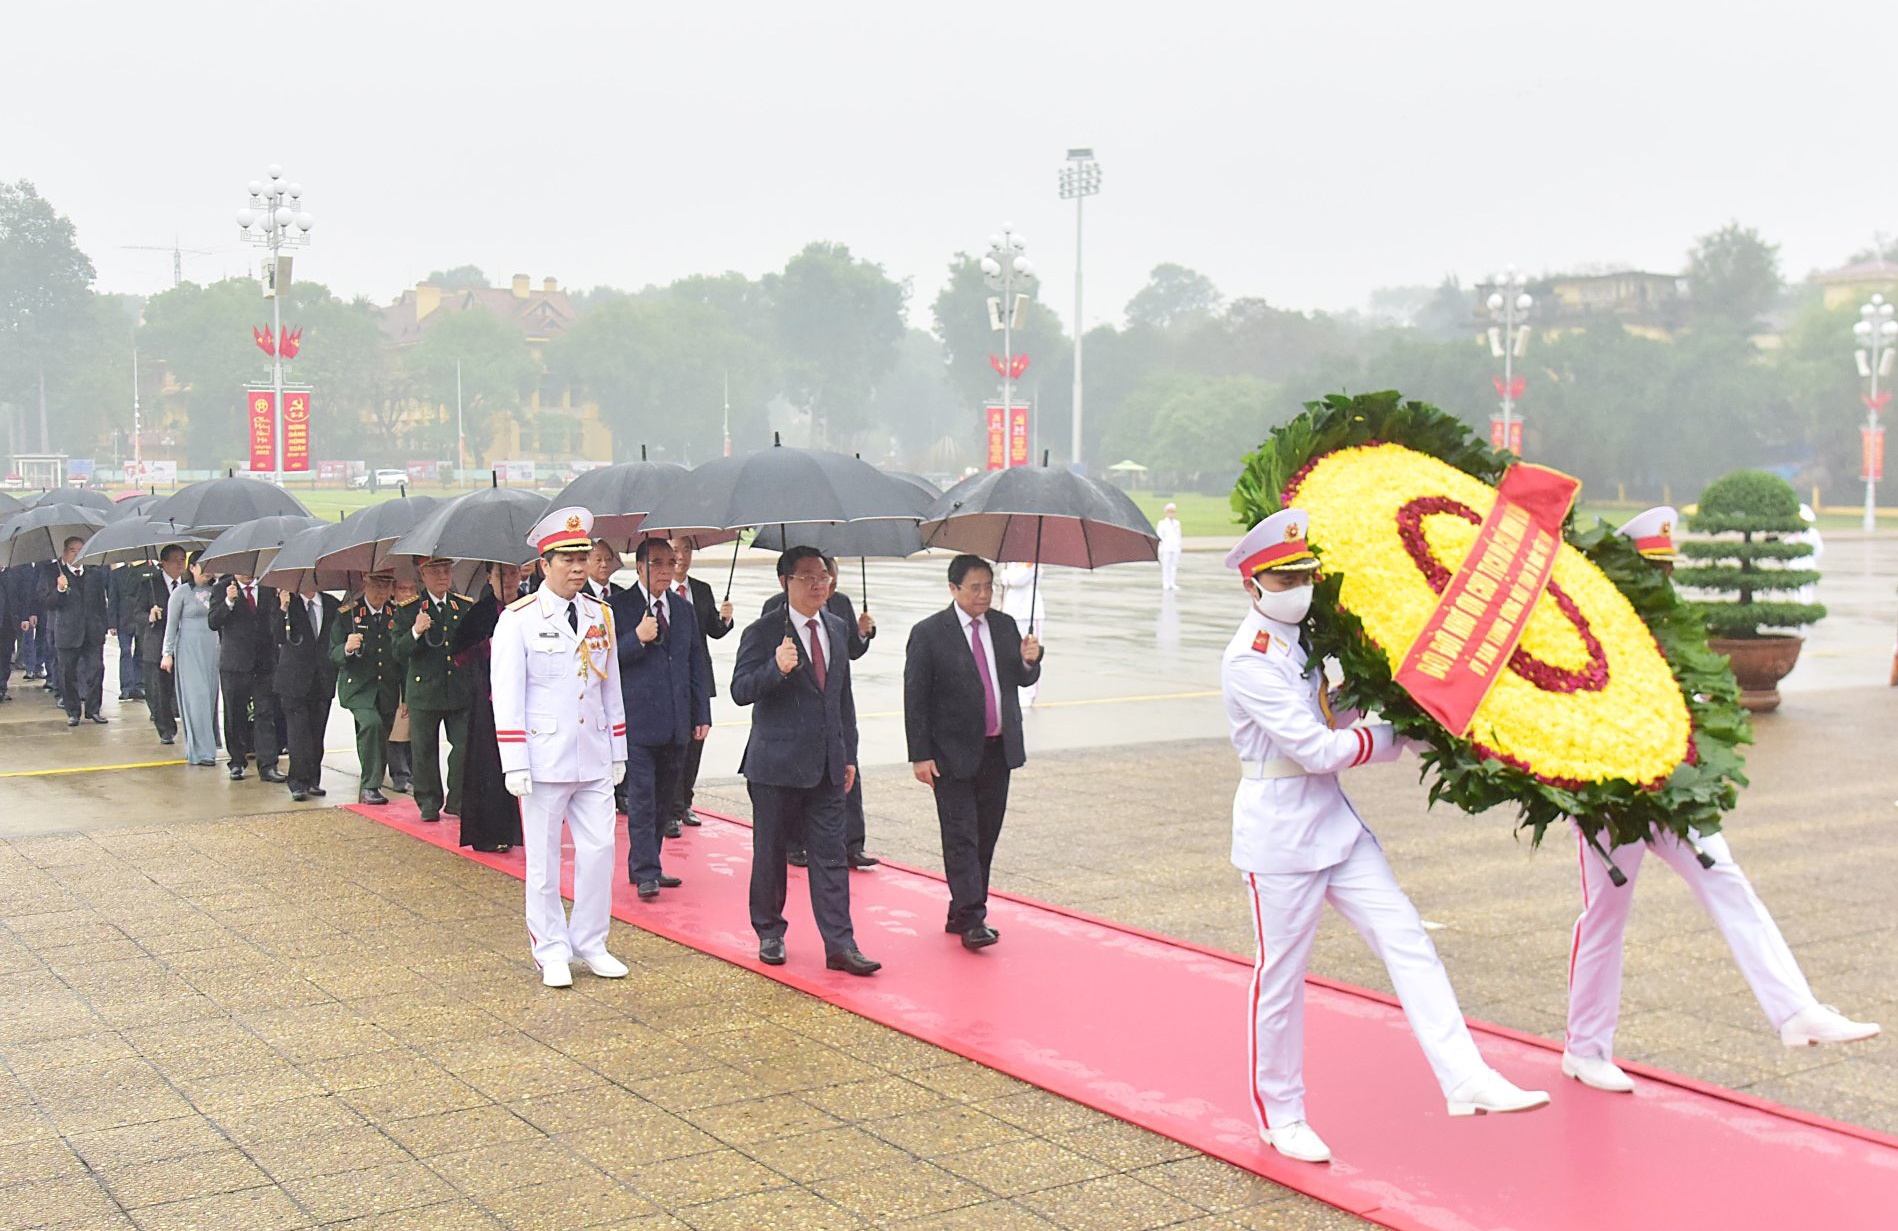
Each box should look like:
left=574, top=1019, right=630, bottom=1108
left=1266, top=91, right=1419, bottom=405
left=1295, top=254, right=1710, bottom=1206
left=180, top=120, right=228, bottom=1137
left=12, top=2, right=1896, bottom=328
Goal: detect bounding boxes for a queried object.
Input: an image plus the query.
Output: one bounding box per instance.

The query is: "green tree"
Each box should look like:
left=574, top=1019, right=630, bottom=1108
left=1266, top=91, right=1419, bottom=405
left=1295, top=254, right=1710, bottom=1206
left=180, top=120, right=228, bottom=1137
left=766, top=241, right=907, bottom=448
left=407, top=307, right=540, bottom=461
left=0, top=180, right=97, bottom=453
left=137, top=277, right=273, bottom=468
left=1125, top=263, right=1221, bottom=331
left=1105, top=373, right=1278, bottom=478
left=866, top=328, right=963, bottom=463
left=292, top=294, right=393, bottom=460
left=425, top=265, right=488, bottom=290
left=1688, top=223, right=1782, bottom=326
left=1773, top=298, right=1863, bottom=489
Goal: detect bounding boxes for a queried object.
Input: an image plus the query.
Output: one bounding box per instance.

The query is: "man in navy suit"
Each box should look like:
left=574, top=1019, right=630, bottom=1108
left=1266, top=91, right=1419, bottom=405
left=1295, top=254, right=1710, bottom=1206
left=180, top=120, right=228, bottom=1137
left=274, top=580, right=342, bottom=802
left=610, top=539, right=710, bottom=901
left=730, top=546, right=879, bottom=976
left=904, top=553, right=1042, bottom=950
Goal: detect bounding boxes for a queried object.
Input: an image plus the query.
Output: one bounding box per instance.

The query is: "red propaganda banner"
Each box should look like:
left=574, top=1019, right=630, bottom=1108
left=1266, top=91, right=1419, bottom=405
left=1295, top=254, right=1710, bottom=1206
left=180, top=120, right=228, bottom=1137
left=282, top=390, right=311, bottom=473
left=316, top=460, right=347, bottom=482
left=1394, top=463, right=1582, bottom=737
left=986, top=404, right=1007, bottom=470
left=246, top=389, right=275, bottom=472
left=1864, top=426, right=1886, bottom=482
left=1008, top=405, right=1029, bottom=466
left=1489, top=415, right=1523, bottom=456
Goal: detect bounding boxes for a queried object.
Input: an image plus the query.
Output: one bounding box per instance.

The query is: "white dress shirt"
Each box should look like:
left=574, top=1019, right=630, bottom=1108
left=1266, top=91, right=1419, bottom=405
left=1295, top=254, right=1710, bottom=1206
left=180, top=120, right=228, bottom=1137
left=787, top=601, right=831, bottom=672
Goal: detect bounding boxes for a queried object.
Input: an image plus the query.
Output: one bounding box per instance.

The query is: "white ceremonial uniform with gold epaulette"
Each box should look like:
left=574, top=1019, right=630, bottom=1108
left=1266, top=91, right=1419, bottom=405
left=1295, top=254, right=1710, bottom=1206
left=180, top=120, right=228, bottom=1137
left=492, top=582, right=627, bottom=973
left=1223, top=509, right=1541, bottom=1158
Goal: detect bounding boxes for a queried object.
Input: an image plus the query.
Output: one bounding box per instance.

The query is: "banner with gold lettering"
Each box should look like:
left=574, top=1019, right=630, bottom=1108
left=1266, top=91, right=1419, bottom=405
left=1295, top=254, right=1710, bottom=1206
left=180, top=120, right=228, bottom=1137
left=1393, top=463, right=1582, bottom=736
left=246, top=389, right=275, bottom=472
left=986, top=404, right=1007, bottom=470
left=283, top=390, right=311, bottom=473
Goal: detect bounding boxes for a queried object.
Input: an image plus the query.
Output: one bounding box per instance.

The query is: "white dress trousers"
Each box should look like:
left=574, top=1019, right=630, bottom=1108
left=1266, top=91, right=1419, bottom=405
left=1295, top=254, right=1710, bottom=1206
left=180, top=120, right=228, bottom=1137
left=1565, top=826, right=1816, bottom=1059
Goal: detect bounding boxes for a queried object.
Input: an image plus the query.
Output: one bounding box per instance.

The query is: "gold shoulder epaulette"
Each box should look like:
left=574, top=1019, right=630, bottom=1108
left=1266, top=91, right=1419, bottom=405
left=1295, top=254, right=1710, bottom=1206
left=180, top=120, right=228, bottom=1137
left=451, top=592, right=472, bottom=604
left=396, top=596, right=419, bottom=607
left=506, top=593, right=536, bottom=612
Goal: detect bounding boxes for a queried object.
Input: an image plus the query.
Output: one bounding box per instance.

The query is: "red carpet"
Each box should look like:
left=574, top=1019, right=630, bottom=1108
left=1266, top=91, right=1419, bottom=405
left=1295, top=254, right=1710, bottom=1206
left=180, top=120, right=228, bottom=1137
left=348, top=798, right=1898, bottom=1229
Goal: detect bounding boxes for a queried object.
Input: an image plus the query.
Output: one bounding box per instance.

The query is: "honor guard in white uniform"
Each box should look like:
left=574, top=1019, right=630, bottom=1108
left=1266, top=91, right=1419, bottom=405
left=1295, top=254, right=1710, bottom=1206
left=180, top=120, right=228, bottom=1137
left=1561, top=508, right=1877, bottom=1092
left=1223, top=509, right=1548, bottom=1164
left=492, top=507, right=629, bottom=989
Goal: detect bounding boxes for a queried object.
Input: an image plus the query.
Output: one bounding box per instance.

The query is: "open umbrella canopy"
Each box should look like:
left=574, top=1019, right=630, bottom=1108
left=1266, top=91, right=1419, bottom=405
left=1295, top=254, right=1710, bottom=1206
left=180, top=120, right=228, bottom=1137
left=638, top=442, right=922, bottom=536
left=198, top=514, right=324, bottom=577
left=145, top=476, right=309, bottom=533
left=921, top=466, right=1159, bottom=567
left=259, top=524, right=363, bottom=593
left=750, top=472, right=937, bottom=559
left=547, top=461, right=688, bottom=540
left=315, top=495, right=442, bottom=575
left=113, top=493, right=163, bottom=518
left=32, top=487, right=117, bottom=514
left=0, top=491, right=24, bottom=519
left=389, top=486, right=549, bottom=569
left=0, top=504, right=110, bottom=567
left=77, top=514, right=210, bottom=565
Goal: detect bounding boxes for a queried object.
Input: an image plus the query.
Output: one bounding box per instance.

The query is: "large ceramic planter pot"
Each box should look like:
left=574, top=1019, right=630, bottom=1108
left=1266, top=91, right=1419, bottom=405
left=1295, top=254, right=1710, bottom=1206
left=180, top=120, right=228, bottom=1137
left=1709, top=634, right=1803, bottom=713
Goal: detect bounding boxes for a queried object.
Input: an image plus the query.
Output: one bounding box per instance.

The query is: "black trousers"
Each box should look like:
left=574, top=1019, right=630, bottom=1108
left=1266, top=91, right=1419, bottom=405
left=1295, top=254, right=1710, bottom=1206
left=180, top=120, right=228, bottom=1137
left=787, top=775, right=868, bottom=856
left=676, top=732, right=706, bottom=816
left=746, top=778, right=855, bottom=953
left=56, top=642, right=105, bottom=719
left=220, top=669, right=280, bottom=769
left=282, top=690, right=329, bottom=790
left=931, top=737, right=1012, bottom=931
left=143, top=660, right=177, bottom=739
left=0, top=622, right=15, bottom=694
left=626, top=740, right=686, bottom=884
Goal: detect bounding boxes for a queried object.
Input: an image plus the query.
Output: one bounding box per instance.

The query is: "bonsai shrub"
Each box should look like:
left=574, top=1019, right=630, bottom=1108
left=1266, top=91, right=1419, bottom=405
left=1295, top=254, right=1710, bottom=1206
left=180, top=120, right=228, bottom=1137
left=1676, top=469, right=1825, bottom=639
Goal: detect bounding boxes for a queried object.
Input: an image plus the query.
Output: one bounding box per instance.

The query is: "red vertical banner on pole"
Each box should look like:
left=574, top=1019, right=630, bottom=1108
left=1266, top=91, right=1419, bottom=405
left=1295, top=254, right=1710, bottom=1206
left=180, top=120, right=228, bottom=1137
left=247, top=390, right=275, bottom=472
left=986, top=404, right=1007, bottom=470
left=1489, top=416, right=1523, bottom=456
left=282, top=391, right=311, bottom=473
left=1008, top=405, right=1029, bottom=466
left=1863, top=426, right=1885, bottom=482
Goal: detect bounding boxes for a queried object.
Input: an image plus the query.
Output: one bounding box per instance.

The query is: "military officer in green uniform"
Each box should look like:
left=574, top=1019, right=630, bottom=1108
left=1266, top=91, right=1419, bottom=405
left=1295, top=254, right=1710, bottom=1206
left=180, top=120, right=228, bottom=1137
left=331, top=569, right=401, bottom=805
left=393, top=556, right=474, bottom=822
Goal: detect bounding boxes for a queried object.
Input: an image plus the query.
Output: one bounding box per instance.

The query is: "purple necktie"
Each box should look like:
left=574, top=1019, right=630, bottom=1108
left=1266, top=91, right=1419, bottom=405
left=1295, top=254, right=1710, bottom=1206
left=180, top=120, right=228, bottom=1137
left=971, top=617, right=1000, bottom=737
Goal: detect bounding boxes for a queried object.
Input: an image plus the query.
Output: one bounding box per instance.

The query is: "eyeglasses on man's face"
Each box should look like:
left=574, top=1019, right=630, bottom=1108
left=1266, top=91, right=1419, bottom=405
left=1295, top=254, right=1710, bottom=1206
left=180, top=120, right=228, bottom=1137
left=955, top=581, right=994, bottom=595
left=788, top=572, right=830, bottom=586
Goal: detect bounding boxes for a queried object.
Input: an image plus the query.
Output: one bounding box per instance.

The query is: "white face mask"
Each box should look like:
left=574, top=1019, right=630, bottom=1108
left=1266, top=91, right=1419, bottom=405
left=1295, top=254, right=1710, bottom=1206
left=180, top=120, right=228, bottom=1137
left=1252, top=582, right=1313, bottom=626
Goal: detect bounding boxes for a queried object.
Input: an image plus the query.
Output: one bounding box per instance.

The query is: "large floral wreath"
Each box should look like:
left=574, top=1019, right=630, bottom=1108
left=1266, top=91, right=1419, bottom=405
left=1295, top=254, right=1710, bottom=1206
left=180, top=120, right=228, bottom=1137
left=1231, top=391, right=1751, bottom=847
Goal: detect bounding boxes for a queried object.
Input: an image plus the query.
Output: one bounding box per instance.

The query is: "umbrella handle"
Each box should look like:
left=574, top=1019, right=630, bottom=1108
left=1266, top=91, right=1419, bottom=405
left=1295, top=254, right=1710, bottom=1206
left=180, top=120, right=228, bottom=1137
left=723, top=533, right=740, bottom=602
left=860, top=556, right=868, bottom=610
left=1028, top=516, right=1043, bottom=638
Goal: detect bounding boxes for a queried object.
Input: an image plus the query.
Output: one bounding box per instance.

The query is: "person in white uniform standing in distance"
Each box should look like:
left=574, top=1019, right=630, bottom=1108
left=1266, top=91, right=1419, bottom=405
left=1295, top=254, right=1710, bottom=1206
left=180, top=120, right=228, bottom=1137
left=1561, top=508, right=1877, bottom=1092
left=1223, top=509, right=1548, bottom=1164
left=492, top=506, right=629, bottom=989
left=1156, top=502, right=1183, bottom=591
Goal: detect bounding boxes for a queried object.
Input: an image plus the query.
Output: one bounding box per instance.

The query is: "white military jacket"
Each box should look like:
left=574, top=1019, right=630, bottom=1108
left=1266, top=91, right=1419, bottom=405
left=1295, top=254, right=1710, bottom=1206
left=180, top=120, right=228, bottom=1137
left=492, top=588, right=627, bottom=783
left=1222, top=604, right=1404, bottom=874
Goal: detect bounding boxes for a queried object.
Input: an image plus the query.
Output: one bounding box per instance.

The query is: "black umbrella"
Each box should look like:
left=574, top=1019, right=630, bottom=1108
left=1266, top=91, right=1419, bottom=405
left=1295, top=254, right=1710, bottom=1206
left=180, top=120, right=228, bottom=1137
left=750, top=472, right=937, bottom=607
left=389, top=486, right=550, bottom=569
left=259, top=524, right=361, bottom=592
left=113, top=493, right=162, bottom=519
left=146, top=476, right=310, bottom=533
left=0, top=491, right=24, bottom=519
left=77, top=514, right=210, bottom=565
left=0, top=504, right=110, bottom=567
left=31, top=487, right=116, bottom=514
left=888, top=471, right=943, bottom=503
left=315, top=495, right=442, bottom=575
left=548, top=460, right=689, bottom=540
left=198, top=514, right=324, bottom=577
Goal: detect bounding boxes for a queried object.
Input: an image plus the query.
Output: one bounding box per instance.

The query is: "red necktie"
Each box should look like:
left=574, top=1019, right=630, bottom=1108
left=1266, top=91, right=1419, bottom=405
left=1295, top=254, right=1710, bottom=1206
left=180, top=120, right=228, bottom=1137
left=971, top=617, right=1001, bottom=737
left=806, top=618, right=827, bottom=689
left=244, top=585, right=255, bottom=610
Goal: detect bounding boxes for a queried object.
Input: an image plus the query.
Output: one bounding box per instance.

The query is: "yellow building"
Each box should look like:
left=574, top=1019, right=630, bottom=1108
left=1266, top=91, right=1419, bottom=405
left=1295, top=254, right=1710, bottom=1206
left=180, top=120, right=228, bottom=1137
left=1478, top=271, right=1689, bottom=342
left=1813, top=260, right=1898, bottom=311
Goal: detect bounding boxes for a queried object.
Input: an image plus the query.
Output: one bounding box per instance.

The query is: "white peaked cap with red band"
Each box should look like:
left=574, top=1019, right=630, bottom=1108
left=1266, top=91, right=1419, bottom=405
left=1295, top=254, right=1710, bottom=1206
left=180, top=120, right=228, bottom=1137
left=1617, top=506, right=1681, bottom=561
left=530, top=505, right=596, bottom=555
left=1224, top=508, right=1320, bottom=575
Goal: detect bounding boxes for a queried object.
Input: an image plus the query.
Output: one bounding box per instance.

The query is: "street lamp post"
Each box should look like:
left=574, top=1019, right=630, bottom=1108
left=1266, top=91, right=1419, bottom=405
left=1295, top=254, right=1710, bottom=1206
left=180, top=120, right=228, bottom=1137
left=1484, top=267, right=1533, bottom=456
left=1058, top=148, right=1101, bottom=472
left=235, top=165, right=314, bottom=483
left=1853, top=294, right=1896, bottom=533
left=981, top=224, right=1036, bottom=465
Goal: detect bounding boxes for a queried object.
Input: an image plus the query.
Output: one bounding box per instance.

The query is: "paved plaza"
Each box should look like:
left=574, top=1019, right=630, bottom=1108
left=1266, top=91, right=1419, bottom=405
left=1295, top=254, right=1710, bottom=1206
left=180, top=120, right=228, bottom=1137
left=1, top=538, right=1895, bottom=1228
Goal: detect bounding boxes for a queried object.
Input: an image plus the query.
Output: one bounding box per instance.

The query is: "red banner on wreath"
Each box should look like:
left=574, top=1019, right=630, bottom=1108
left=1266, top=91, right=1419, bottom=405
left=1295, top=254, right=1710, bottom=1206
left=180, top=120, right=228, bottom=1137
left=1394, top=463, right=1581, bottom=736
left=283, top=391, right=311, bottom=473
left=246, top=389, right=275, bottom=472
left=1864, top=426, right=1885, bottom=482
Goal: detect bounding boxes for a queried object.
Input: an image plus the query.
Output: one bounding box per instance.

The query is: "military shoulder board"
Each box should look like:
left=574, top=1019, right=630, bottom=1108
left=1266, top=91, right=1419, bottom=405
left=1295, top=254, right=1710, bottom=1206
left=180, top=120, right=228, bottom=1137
left=506, top=593, right=537, bottom=612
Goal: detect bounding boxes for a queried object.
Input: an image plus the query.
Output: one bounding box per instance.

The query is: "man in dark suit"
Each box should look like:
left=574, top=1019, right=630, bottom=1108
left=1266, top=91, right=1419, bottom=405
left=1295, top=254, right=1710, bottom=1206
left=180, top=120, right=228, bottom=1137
left=761, top=554, right=880, bottom=868
left=730, top=545, right=879, bottom=976
left=134, top=545, right=190, bottom=743
left=583, top=540, right=623, bottom=604
left=903, top=553, right=1043, bottom=951
left=669, top=538, right=734, bottom=832
left=0, top=564, right=15, bottom=702
left=274, top=580, right=342, bottom=801
left=110, top=560, right=152, bottom=701
left=207, top=572, right=284, bottom=782
left=10, top=560, right=47, bottom=687
left=610, top=539, right=710, bottom=900
left=42, top=536, right=111, bottom=726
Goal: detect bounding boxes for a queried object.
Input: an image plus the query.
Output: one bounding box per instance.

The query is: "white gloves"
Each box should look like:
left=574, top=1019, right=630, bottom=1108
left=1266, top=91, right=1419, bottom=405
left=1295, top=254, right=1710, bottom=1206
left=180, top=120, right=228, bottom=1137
left=505, top=770, right=533, bottom=797
left=613, top=761, right=627, bottom=786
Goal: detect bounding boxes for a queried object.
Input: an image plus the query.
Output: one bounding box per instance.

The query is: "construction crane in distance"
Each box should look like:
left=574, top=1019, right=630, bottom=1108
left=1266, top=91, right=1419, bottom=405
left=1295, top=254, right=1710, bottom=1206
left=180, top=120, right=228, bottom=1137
left=121, top=239, right=214, bottom=287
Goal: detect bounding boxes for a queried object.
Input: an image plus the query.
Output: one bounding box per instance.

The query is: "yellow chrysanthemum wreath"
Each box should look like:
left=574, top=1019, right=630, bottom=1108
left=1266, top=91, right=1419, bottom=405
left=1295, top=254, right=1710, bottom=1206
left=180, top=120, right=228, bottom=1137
left=1233, top=392, right=1750, bottom=846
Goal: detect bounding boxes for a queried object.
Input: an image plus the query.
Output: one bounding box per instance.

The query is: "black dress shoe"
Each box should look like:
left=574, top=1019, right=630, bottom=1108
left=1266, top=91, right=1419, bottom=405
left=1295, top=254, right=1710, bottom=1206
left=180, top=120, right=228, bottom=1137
left=306, top=787, right=326, bottom=798
left=290, top=790, right=309, bottom=803
left=229, top=767, right=246, bottom=781
left=419, top=812, right=440, bottom=823
left=961, top=925, right=1000, bottom=951
left=656, top=874, right=683, bottom=888
left=443, top=807, right=459, bottom=818
left=258, top=766, right=287, bottom=784
left=359, top=789, right=388, bottom=805
left=848, top=851, right=880, bottom=869
left=758, top=937, right=786, bottom=966
left=679, top=811, right=702, bottom=827
left=159, top=734, right=174, bottom=745
left=662, top=818, right=682, bottom=839
left=66, top=716, right=80, bottom=727
left=636, top=881, right=660, bottom=901
left=787, top=849, right=808, bottom=868
left=389, top=779, right=412, bottom=794
left=825, top=948, right=881, bottom=976
left=89, top=714, right=108, bottom=724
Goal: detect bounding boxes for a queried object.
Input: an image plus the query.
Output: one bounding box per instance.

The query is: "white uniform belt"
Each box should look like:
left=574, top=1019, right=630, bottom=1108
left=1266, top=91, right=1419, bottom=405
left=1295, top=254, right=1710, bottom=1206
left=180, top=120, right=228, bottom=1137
left=1239, top=757, right=1308, bottom=780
